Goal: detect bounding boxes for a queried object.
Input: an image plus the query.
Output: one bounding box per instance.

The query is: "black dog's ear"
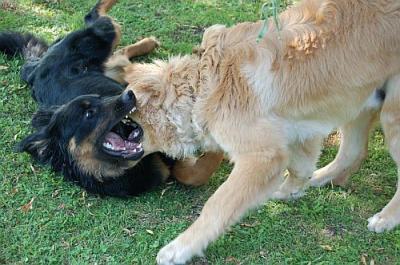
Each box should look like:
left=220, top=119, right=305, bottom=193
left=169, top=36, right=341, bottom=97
left=17, top=129, right=54, bottom=164
left=21, top=60, right=39, bottom=86
left=31, top=107, right=58, bottom=129
left=18, top=107, right=60, bottom=163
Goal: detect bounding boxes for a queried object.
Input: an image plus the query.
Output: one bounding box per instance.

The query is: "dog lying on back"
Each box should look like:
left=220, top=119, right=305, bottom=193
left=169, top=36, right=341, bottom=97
left=0, top=0, right=219, bottom=197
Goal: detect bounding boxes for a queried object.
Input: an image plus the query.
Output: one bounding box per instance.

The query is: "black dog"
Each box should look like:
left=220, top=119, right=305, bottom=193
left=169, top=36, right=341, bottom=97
left=0, top=0, right=174, bottom=197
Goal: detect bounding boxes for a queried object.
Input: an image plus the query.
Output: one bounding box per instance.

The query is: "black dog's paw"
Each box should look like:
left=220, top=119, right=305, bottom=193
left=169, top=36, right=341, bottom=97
left=91, top=17, right=116, bottom=39
left=84, top=10, right=101, bottom=27
left=84, top=0, right=101, bottom=26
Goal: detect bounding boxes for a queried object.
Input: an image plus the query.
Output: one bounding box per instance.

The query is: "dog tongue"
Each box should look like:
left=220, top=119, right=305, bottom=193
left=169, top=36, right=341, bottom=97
left=104, top=132, right=126, bottom=150
left=104, top=132, right=142, bottom=152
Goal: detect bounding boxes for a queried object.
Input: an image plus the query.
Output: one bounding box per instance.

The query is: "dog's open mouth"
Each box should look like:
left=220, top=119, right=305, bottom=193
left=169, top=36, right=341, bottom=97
left=102, top=115, right=144, bottom=160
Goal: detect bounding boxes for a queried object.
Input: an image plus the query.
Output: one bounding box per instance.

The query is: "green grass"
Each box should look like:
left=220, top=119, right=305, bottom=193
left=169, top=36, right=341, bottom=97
left=1, top=0, right=399, bottom=264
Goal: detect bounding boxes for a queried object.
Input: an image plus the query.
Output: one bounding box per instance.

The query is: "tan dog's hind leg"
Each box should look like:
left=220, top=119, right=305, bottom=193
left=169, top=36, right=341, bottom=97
left=157, top=122, right=288, bottom=264
left=310, top=107, right=380, bottom=187
left=273, top=137, right=322, bottom=200
left=173, top=152, right=224, bottom=186
left=368, top=75, right=400, bottom=233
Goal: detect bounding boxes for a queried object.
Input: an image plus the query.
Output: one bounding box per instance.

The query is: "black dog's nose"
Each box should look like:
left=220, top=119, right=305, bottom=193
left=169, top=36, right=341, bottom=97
left=121, top=90, right=136, bottom=105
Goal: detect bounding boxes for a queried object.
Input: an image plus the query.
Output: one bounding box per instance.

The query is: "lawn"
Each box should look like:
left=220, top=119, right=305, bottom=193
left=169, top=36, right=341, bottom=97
left=0, top=0, right=399, bottom=264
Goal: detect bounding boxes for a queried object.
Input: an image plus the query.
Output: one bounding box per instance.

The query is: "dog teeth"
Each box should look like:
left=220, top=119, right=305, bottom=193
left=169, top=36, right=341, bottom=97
left=122, top=119, right=130, bottom=125
left=129, top=107, right=136, bottom=114
left=125, top=115, right=128, bottom=119
left=132, top=142, right=143, bottom=153
left=103, top=142, right=113, bottom=150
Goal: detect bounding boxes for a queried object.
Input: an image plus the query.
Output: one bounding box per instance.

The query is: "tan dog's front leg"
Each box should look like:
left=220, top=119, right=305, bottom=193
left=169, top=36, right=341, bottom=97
left=156, top=150, right=287, bottom=265
left=172, top=152, right=224, bottom=186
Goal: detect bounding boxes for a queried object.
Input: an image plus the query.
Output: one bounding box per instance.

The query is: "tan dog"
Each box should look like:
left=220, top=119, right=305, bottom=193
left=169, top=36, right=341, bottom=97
left=121, top=0, right=400, bottom=263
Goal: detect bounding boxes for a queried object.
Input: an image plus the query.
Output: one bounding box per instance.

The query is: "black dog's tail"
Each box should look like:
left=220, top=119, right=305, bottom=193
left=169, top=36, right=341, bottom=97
left=0, top=31, right=48, bottom=60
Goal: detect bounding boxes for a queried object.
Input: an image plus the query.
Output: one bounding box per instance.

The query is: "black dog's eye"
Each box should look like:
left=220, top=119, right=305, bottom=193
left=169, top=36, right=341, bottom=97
left=84, top=109, right=95, bottom=119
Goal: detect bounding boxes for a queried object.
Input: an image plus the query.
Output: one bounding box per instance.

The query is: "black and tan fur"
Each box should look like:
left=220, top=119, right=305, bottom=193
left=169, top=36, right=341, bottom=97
left=0, top=0, right=172, bottom=197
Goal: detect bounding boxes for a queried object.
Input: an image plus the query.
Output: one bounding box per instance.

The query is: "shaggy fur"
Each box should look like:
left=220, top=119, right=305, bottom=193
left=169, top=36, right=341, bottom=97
left=118, top=0, right=400, bottom=263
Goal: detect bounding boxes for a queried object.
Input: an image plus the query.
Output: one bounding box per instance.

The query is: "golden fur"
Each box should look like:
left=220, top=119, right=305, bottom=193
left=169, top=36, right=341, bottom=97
left=121, top=0, right=400, bottom=263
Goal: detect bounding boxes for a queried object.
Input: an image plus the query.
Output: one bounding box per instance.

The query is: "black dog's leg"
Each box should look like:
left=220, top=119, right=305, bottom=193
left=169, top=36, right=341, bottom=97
left=80, top=0, right=121, bottom=60
left=84, top=2, right=101, bottom=26
left=72, top=17, right=120, bottom=64
left=84, top=0, right=117, bottom=26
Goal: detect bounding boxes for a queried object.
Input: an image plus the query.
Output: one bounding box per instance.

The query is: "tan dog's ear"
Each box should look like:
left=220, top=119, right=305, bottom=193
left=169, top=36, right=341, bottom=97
left=201, top=24, right=227, bottom=49
left=203, top=24, right=226, bottom=39
left=124, top=63, right=166, bottom=107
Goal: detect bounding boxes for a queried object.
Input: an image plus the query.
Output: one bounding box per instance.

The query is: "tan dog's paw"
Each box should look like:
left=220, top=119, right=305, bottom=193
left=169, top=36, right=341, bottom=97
left=310, top=165, right=354, bottom=188
left=309, top=170, right=333, bottom=187
left=367, top=212, right=399, bottom=233
left=272, top=189, right=306, bottom=200
left=272, top=175, right=308, bottom=200
left=156, top=238, right=201, bottom=265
